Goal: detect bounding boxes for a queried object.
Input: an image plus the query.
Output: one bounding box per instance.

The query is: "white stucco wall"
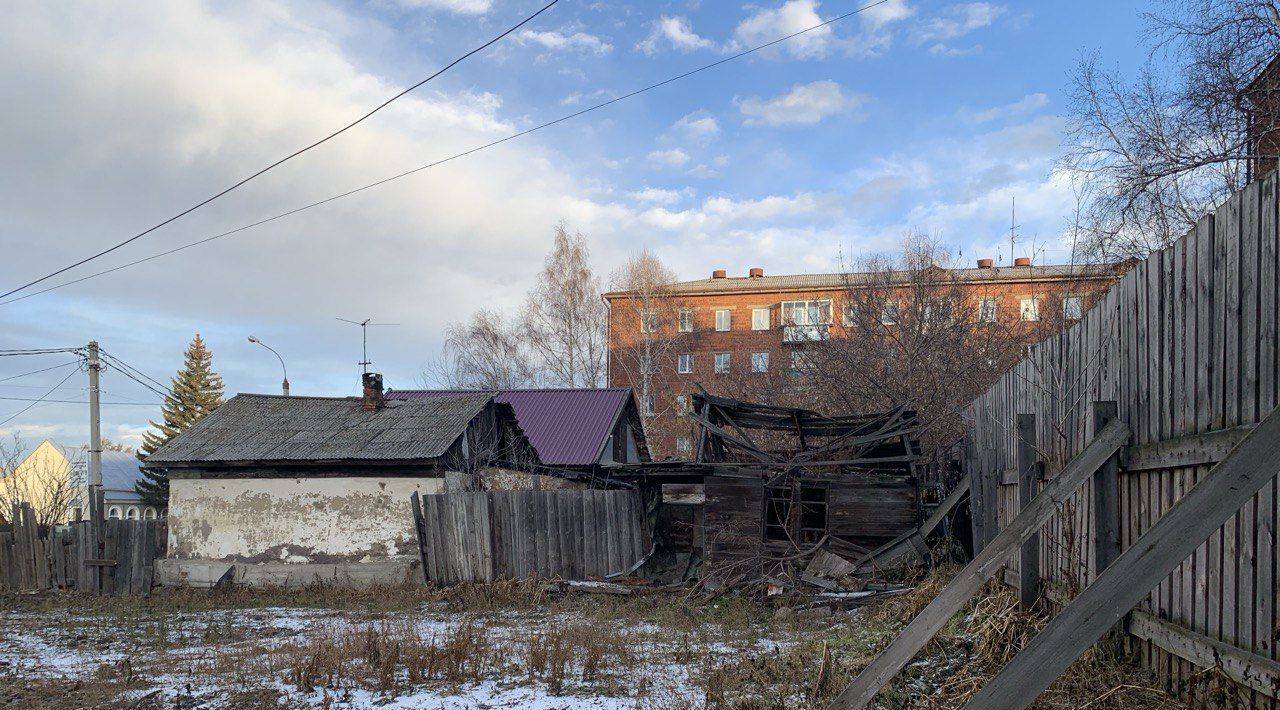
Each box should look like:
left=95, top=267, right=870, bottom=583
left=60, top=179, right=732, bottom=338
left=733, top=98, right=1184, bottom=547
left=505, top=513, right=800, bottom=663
left=168, top=476, right=444, bottom=563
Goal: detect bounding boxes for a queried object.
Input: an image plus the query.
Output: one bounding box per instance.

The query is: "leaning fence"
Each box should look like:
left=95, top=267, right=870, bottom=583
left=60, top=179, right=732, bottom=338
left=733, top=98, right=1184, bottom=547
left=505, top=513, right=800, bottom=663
left=0, top=493, right=166, bottom=595
left=963, top=171, right=1280, bottom=704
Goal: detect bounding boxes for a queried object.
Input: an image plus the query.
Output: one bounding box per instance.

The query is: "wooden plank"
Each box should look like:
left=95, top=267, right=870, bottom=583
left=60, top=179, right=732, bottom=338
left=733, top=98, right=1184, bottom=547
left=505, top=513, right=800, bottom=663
left=961, top=404, right=1280, bottom=709
left=1124, top=424, right=1259, bottom=471
left=1016, top=414, right=1039, bottom=608
left=1129, top=609, right=1280, bottom=698
left=1092, top=402, right=1121, bottom=574
left=830, top=419, right=1130, bottom=708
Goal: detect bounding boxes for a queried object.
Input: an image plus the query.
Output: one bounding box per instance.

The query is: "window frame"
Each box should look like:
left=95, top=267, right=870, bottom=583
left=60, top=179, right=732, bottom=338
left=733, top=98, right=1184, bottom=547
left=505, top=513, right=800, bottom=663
left=713, top=352, right=731, bottom=373
left=978, top=297, right=998, bottom=323
left=678, top=309, right=694, bottom=333
left=1062, top=295, right=1083, bottom=320
left=639, top=309, right=657, bottom=333
left=751, top=307, right=770, bottom=331
left=751, top=351, right=770, bottom=373
left=779, top=299, right=833, bottom=326
left=677, top=353, right=693, bottom=374
left=881, top=300, right=901, bottom=325
left=675, top=436, right=692, bottom=456
left=714, top=309, right=732, bottom=332
left=1020, top=296, right=1041, bottom=322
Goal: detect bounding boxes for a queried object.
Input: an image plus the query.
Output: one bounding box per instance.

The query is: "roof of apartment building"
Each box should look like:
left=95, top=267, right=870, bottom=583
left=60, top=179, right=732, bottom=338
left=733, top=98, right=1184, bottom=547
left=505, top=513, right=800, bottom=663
left=48, top=442, right=144, bottom=501
left=386, top=388, right=645, bottom=467
left=144, top=392, right=498, bottom=466
left=602, top=261, right=1127, bottom=298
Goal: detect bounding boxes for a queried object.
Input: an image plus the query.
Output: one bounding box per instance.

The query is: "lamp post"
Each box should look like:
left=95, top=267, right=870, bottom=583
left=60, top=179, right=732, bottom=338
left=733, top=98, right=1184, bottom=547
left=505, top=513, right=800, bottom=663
left=247, top=336, right=289, bottom=396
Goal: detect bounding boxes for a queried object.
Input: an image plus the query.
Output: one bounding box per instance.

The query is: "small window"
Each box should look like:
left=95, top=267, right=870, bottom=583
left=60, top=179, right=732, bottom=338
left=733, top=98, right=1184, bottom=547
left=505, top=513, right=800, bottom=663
left=841, top=303, right=857, bottom=327
left=764, top=487, right=793, bottom=542
left=780, top=300, right=833, bottom=326
left=881, top=301, right=900, bottom=325
left=1020, top=297, right=1040, bottom=322
left=675, top=437, right=692, bottom=456
left=107, top=506, right=121, bottom=520
left=978, top=298, right=998, bottom=323
left=125, top=507, right=140, bottom=521
left=763, top=485, right=828, bottom=544
left=1063, top=295, right=1083, bottom=320
left=714, top=352, right=731, bottom=373
left=715, top=309, right=732, bottom=331
left=751, top=308, right=770, bottom=331
left=675, top=394, right=689, bottom=414
left=751, top=352, right=770, bottom=373
left=143, top=508, right=157, bottom=520
left=677, top=353, right=693, bottom=374
left=640, top=309, right=658, bottom=333
left=678, top=309, right=694, bottom=333
left=642, top=395, right=655, bottom=416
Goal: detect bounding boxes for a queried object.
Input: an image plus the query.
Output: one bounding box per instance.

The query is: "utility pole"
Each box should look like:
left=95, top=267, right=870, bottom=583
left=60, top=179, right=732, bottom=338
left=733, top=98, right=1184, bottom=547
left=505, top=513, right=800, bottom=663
left=87, top=341, right=102, bottom=492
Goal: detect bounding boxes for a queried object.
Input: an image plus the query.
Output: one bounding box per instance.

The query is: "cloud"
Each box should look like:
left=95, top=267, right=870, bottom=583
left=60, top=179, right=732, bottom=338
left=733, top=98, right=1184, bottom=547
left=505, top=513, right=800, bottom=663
left=914, top=2, right=1003, bottom=54
left=516, top=29, right=612, bottom=56
left=738, top=81, right=865, bottom=126
left=390, top=0, right=492, bottom=14
left=668, top=111, right=720, bottom=146
left=647, top=148, right=691, bottom=168
left=627, top=187, right=693, bottom=205
left=730, top=0, right=913, bottom=59
left=967, top=93, right=1049, bottom=123
left=637, top=15, right=718, bottom=54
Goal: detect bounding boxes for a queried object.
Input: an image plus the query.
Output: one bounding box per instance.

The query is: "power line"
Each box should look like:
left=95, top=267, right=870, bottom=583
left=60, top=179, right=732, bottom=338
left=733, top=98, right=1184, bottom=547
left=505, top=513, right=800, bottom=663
left=0, top=368, right=80, bottom=428
left=0, top=360, right=80, bottom=383
left=0, top=396, right=155, bottom=406
left=0, top=0, right=889, bottom=307
left=0, top=348, right=83, bottom=356
left=99, top=350, right=171, bottom=400
left=0, top=0, right=562, bottom=302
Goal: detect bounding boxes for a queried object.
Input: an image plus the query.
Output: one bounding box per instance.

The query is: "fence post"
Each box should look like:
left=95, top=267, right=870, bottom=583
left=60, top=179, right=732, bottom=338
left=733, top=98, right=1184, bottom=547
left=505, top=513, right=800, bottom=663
left=1091, top=401, right=1121, bottom=577
left=1016, top=414, right=1040, bottom=608
left=964, top=437, right=985, bottom=554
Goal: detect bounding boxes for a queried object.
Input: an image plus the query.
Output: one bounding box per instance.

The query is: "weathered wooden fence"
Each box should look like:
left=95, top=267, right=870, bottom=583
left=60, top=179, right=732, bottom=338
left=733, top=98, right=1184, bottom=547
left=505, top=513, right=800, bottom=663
left=964, top=171, right=1280, bottom=703
left=411, top=490, right=651, bottom=585
left=0, top=496, right=166, bottom=595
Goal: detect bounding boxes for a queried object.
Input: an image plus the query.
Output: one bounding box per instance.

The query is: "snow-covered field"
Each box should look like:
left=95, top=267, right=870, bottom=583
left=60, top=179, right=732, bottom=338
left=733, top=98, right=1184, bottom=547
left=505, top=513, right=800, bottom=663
left=0, top=590, right=857, bottom=708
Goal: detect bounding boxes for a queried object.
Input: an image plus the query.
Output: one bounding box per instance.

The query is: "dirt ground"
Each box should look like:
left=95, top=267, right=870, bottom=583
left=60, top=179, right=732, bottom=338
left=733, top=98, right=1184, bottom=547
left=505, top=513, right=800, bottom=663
left=0, top=573, right=1185, bottom=709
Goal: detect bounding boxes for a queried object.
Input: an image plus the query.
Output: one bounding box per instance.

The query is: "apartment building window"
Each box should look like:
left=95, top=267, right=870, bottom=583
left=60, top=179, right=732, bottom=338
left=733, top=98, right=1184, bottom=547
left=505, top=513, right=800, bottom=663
left=791, top=351, right=812, bottom=372
left=675, top=394, right=690, bottom=414
left=678, top=309, right=694, bottom=332
left=841, top=303, right=858, bottom=327
left=676, top=437, right=692, bottom=456
left=640, top=309, right=657, bottom=333
left=715, top=309, right=732, bottom=331
left=714, top=352, right=731, bottom=373
left=978, top=298, right=998, bottom=323
left=677, top=353, right=693, bottom=374
left=1020, top=297, right=1041, bottom=322
left=751, top=308, right=770, bottom=330
left=781, top=299, right=832, bottom=342
left=881, top=301, right=901, bottom=325
left=1063, top=295, right=1083, bottom=320
left=752, top=352, right=770, bottom=372
left=642, top=395, right=654, bottom=416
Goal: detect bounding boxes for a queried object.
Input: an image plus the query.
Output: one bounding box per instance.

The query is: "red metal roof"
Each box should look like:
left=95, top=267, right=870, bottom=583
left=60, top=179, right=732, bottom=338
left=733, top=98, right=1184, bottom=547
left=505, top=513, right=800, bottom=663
left=385, top=388, right=635, bottom=466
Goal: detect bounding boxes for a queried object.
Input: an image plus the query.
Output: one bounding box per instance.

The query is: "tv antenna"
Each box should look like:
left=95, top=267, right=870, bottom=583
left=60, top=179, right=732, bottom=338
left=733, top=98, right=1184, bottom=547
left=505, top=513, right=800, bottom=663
left=336, top=317, right=399, bottom=374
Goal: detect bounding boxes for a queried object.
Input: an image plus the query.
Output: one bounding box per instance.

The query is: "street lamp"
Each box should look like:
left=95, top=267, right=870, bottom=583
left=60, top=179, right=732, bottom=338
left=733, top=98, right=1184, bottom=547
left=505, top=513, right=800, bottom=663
left=247, top=336, right=290, bottom=396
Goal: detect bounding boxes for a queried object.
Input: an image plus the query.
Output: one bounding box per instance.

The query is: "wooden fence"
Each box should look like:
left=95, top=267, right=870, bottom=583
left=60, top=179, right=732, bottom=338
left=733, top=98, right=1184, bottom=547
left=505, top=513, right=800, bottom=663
left=0, top=496, right=166, bottom=595
left=964, top=171, right=1280, bottom=702
left=411, top=489, right=651, bottom=585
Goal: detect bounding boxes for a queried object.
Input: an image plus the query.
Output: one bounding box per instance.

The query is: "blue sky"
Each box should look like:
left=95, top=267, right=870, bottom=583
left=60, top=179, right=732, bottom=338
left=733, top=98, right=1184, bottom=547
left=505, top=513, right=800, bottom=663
left=0, top=0, right=1150, bottom=448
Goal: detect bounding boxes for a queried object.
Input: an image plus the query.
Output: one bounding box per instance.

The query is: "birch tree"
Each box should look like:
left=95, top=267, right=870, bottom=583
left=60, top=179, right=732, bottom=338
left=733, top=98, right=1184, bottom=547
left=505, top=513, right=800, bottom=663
left=608, top=249, right=687, bottom=437
left=521, top=223, right=608, bottom=388
left=433, top=309, right=539, bottom=389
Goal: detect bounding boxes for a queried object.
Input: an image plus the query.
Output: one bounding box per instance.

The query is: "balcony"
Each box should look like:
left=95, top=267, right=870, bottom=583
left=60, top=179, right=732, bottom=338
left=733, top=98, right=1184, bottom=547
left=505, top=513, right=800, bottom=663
left=782, top=324, right=830, bottom=343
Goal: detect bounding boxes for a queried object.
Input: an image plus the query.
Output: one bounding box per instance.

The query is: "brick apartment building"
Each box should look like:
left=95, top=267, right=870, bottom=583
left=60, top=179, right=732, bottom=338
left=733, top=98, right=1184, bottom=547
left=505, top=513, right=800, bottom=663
left=604, top=258, right=1128, bottom=458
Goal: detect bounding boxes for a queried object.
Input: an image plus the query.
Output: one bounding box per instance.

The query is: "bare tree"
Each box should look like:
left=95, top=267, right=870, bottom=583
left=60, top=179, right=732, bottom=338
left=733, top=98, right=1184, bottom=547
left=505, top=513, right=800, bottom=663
left=607, top=249, right=689, bottom=442
left=429, top=309, right=540, bottom=389
left=521, top=222, right=608, bottom=388
left=806, top=233, right=1026, bottom=450
left=0, top=436, right=81, bottom=527
left=1062, top=1, right=1280, bottom=258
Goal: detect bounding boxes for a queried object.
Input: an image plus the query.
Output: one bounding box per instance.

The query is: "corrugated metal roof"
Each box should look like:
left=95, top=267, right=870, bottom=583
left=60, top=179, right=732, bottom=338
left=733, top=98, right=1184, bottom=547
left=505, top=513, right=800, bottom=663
left=144, top=392, right=492, bottom=465
left=602, top=263, right=1126, bottom=298
left=47, top=443, right=144, bottom=501
left=387, top=388, right=633, bottom=466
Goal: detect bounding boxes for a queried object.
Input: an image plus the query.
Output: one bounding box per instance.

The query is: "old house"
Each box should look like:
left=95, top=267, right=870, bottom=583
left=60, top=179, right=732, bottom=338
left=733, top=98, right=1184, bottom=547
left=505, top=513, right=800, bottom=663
left=144, top=374, right=537, bottom=588
left=2, top=441, right=152, bottom=524
left=386, top=388, right=650, bottom=470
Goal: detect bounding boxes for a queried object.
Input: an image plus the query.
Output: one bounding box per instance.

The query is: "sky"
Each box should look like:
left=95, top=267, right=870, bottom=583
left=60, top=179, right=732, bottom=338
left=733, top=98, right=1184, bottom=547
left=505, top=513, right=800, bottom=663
left=0, top=0, right=1152, bottom=449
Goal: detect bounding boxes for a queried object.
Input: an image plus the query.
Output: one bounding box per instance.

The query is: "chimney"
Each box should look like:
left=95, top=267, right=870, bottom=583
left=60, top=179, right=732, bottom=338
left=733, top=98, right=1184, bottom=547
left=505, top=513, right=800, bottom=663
left=362, top=372, right=385, bottom=411
left=977, top=258, right=994, bottom=269
left=1014, top=256, right=1032, bottom=267
left=748, top=267, right=764, bottom=278
left=711, top=269, right=727, bottom=279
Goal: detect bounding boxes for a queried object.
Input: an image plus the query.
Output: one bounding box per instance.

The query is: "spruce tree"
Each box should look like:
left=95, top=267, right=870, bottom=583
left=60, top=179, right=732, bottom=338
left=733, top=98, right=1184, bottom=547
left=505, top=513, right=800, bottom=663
left=136, top=334, right=224, bottom=509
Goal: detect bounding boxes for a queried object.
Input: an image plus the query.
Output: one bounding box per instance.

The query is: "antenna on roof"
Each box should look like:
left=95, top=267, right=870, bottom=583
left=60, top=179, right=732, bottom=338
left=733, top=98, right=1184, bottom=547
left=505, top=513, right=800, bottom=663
left=336, top=317, right=399, bottom=374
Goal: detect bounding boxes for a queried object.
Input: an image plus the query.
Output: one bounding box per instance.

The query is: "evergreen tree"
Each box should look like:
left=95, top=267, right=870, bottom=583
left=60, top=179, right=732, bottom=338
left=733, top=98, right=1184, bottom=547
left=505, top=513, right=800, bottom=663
left=136, top=334, right=224, bottom=509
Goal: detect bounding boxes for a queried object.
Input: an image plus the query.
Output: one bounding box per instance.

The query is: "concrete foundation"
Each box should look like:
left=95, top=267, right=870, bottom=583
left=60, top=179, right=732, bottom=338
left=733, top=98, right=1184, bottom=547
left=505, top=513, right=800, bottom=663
left=156, top=557, right=420, bottom=589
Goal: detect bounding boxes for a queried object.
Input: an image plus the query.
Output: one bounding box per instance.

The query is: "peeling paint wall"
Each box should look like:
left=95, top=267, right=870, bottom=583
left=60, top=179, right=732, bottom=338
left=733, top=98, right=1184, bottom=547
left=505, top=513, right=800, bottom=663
left=168, top=476, right=444, bottom=563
